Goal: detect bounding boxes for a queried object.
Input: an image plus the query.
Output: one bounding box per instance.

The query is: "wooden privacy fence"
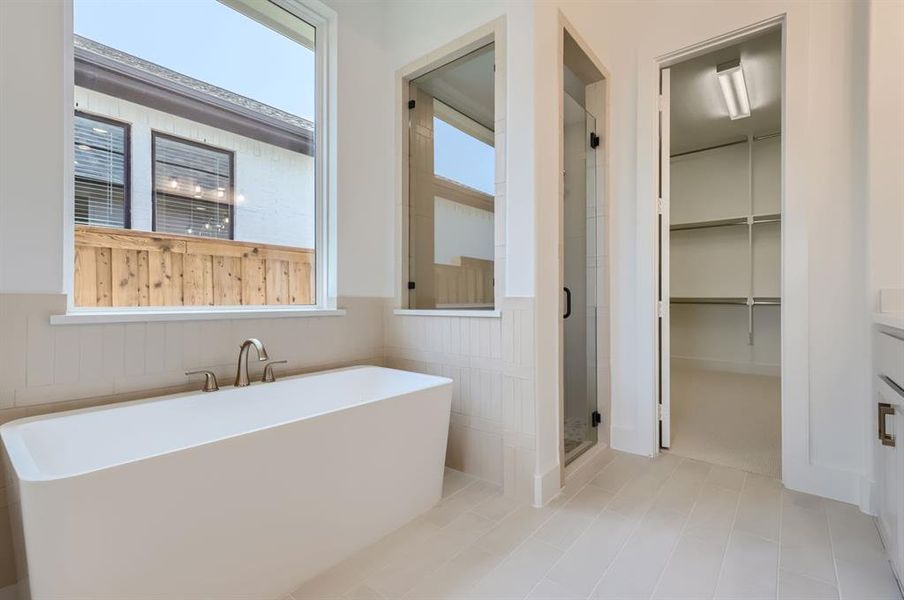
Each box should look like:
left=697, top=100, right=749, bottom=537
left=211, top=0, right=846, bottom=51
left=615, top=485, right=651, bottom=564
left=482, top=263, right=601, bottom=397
left=74, top=225, right=315, bottom=307
left=434, top=257, right=494, bottom=307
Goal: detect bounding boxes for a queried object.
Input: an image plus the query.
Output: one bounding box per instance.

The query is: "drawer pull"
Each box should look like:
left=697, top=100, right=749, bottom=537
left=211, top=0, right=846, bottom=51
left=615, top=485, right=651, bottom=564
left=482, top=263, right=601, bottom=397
left=879, top=402, right=896, bottom=447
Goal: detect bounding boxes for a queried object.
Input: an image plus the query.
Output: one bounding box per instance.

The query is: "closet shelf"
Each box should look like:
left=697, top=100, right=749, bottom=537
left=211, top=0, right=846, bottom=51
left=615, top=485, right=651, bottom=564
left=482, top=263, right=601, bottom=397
left=670, top=296, right=781, bottom=306
left=670, top=213, right=781, bottom=232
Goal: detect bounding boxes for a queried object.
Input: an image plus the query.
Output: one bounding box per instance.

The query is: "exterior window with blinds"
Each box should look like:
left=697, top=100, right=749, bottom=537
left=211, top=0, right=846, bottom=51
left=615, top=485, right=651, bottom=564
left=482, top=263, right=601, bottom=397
left=152, top=134, right=234, bottom=240
left=74, top=113, right=129, bottom=228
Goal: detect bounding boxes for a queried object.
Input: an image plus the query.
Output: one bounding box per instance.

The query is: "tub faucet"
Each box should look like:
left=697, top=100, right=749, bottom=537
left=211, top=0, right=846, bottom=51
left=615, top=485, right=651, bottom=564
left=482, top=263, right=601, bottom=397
left=235, top=338, right=269, bottom=387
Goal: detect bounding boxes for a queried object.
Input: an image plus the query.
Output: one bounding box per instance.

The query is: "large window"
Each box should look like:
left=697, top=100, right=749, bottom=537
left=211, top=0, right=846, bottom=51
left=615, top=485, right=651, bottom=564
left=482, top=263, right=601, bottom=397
left=74, top=112, right=129, bottom=228
left=72, top=0, right=322, bottom=309
left=152, top=134, right=234, bottom=240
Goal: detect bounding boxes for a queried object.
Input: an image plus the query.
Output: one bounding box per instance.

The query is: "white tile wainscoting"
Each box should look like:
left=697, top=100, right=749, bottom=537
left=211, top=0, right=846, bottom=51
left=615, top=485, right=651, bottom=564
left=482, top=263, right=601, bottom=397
left=290, top=450, right=902, bottom=600
left=385, top=298, right=537, bottom=502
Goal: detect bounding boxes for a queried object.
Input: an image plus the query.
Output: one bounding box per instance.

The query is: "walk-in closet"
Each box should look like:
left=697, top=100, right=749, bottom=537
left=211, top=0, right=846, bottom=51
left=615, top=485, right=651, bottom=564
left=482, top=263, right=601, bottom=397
left=660, top=28, right=782, bottom=477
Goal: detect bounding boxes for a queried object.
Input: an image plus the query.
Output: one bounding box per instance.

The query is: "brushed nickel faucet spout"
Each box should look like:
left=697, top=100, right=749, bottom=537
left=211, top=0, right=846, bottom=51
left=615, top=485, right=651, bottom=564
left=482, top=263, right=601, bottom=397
left=235, top=338, right=269, bottom=387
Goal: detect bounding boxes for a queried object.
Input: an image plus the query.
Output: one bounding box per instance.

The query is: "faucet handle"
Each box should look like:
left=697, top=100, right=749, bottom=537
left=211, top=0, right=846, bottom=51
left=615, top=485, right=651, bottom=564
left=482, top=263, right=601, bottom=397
left=186, top=370, right=219, bottom=392
left=262, top=360, right=288, bottom=383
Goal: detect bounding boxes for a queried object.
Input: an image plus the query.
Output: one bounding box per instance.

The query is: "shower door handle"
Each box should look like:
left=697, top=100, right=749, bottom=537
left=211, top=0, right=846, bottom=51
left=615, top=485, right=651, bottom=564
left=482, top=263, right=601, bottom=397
left=563, top=287, right=572, bottom=319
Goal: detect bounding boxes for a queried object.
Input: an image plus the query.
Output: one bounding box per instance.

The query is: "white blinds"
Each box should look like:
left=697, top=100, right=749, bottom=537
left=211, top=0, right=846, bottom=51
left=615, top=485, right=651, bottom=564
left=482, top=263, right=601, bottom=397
left=153, top=134, right=233, bottom=239
left=74, top=113, right=128, bottom=228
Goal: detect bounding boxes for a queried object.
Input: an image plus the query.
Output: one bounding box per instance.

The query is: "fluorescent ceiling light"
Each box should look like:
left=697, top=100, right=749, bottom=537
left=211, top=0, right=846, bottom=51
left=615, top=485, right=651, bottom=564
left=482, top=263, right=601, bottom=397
left=716, top=59, right=750, bottom=120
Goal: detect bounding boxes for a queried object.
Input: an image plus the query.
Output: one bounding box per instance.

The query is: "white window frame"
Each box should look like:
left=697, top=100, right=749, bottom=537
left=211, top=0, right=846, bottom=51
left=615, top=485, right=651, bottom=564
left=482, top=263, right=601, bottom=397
left=394, top=18, right=505, bottom=318
left=56, top=0, right=339, bottom=324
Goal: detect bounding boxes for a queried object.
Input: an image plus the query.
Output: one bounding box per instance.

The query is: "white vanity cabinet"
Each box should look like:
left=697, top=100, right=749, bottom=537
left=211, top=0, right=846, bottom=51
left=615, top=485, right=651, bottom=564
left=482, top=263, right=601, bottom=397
left=876, top=322, right=904, bottom=581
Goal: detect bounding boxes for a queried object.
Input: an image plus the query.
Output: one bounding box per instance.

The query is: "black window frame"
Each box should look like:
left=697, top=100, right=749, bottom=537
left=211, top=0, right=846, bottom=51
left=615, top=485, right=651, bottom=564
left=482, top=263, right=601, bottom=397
left=150, top=131, right=236, bottom=240
left=74, top=110, right=132, bottom=229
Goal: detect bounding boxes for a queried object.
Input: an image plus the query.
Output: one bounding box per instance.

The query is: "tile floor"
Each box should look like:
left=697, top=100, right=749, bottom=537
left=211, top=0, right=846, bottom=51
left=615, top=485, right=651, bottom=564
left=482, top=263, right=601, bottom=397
left=288, top=449, right=902, bottom=600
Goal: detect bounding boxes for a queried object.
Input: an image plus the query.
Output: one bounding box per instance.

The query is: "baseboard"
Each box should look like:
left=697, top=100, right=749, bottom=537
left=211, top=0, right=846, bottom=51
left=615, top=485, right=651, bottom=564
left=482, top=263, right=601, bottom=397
left=860, top=473, right=878, bottom=516
left=671, top=356, right=780, bottom=377
left=534, top=462, right=561, bottom=508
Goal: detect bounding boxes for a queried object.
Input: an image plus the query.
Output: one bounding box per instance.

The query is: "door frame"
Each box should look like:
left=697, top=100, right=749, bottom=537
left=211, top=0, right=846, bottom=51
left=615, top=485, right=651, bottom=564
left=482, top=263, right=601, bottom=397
left=558, top=15, right=612, bottom=482
left=653, top=15, right=786, bottom=455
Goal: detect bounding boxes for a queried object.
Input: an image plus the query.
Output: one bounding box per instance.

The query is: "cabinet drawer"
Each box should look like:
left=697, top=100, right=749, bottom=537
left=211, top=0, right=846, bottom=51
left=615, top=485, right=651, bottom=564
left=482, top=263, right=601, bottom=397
left=878, top=327, right=904, bottom=390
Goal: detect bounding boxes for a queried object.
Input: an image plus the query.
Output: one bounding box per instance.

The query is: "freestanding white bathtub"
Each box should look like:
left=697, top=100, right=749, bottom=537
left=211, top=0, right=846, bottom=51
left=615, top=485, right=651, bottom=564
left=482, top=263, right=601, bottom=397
left=1, top=366, right=452, bottom=600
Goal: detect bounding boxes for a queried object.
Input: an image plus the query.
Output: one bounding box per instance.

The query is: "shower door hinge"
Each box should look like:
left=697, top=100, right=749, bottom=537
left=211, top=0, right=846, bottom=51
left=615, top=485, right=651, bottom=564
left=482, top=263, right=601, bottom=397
left=591, top=410, right=602, bottom=428
left=657, top=301, right=664, bottom=318
left=590, top=132, right=600, bottom=149
left=657, top=197, right=664, bottom=215
left=658, top=95, right=664, bottom=112
left=657, top=404, right=663, bottom=421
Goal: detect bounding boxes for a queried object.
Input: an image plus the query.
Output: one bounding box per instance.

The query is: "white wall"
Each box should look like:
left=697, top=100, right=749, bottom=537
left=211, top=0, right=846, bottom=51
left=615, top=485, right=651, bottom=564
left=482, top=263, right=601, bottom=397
left=76, top=87, right=316, bottom=248
left=867, top=0, right=904, bottom=304
left=433, top=198, right=494, bottom=265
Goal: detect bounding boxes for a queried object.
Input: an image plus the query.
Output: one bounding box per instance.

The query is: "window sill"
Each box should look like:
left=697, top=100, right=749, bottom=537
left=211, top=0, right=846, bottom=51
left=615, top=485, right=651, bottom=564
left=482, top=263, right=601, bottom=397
left=392, top=308, right=501, bottom=318
left=50, top=306, right=347, bottom=325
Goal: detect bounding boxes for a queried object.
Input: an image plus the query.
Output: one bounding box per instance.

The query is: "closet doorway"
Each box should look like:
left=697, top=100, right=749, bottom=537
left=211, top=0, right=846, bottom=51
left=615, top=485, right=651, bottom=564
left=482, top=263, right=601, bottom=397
left=658, top=26, right=783, bottom=477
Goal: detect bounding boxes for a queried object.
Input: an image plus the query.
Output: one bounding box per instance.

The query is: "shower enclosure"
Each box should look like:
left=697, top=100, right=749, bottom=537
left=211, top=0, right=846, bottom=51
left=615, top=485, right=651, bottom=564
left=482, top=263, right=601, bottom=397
left=563, top=91, right=599, bottom=464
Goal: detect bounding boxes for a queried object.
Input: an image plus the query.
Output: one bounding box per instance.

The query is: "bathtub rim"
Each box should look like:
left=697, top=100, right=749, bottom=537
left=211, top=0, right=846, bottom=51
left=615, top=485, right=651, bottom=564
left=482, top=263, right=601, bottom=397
left=1, top=365, right=452, bottom=484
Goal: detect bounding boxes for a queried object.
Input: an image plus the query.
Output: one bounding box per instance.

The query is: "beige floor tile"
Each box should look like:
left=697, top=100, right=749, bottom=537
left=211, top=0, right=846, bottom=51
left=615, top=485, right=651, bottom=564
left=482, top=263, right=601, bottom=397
left=544, top=510, right=636, bottom=597
left=606, top=472, right=667, bottom=520
left=589, top=454, right=653, bottom=494
left=291, top=456, right=901, bottom=600
left=526, top=578, right=588, bottom=600
left=669, top=458, right=712, bottom=484
left=534, top=486, right=613, bottom=550
left=365, top=530, right=472, bottom=598
left=466, top=538, right=563, bottom=600
left=426, top=480, right=500, bottom=527
left=474, top=505, right=554, bottom=557
left=714, top=531, right=779, bottom=599
left=835, top=556, right=901, bottom=600
left=652, top=534, right=725, bottom=599
left=734, top=481, right=782, bottom=542
left=443, top=468, right=478, bottom=498
left=780, top=505, right=836, bottom=584
left=704, top=465, right=746, bottom=491
left=783, top=489, right=828, bottom=513
left=472, top=493, right=520, bottom=522
left=442, top=512, right=498, bottom=547
left=778, top=570, right=839, bottom=600
left=826, top=502, right=887, bottom=565
left=683, top=484, right=739, bottom=544
left=403, top=547, right=502, bottom=600
left=652, top=475, right=705, bottom=516
left=592, top=509, right=686, bottom=599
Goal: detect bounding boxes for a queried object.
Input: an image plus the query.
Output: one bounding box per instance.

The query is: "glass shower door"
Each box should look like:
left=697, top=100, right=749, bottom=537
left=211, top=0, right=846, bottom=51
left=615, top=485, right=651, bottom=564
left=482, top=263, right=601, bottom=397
left=563, top=92, right=598, bottom=464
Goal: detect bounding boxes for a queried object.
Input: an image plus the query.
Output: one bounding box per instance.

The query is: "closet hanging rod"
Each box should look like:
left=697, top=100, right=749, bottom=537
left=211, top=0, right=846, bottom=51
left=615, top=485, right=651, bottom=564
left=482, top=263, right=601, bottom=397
left=670, top=131, right=782, bottom=159
left=753, top=297, right=781, bottom=306
left=670, top=297, right=747, bottom=305
left=669, top=297, right=782, bottom=306
left=670, top=213, right=782, bottom=232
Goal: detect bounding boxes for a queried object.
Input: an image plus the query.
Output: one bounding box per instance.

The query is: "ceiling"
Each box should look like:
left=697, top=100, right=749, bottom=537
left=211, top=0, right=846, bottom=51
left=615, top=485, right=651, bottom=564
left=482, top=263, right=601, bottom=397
left=669, top=28, right=781, bottom=154
left=413, top=43, right=495, bottom=131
